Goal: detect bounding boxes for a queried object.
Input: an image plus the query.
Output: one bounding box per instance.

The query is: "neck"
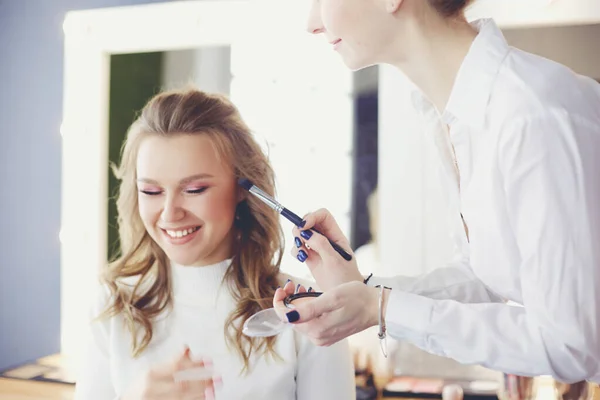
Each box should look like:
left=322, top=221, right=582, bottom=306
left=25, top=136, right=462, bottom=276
left=388, top=16, right=477, bottom=113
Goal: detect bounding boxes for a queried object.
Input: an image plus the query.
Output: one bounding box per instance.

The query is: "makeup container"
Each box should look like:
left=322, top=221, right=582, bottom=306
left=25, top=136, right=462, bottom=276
left=498, top=374, right=535, bottom=400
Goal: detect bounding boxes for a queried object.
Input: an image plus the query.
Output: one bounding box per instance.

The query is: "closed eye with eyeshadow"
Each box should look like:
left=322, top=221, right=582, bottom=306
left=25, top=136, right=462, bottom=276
left=138, top=186, right=209, bottom=196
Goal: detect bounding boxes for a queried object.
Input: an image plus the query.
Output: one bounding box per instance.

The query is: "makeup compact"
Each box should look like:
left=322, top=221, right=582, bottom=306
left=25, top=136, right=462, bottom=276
left=242, top=292, right=322, bottom=338
left=283, top=292, right=322, bottom=308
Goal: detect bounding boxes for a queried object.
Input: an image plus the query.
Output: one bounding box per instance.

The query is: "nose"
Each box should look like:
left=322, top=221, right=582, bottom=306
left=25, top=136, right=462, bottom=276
left=306, top=0, right=325, bottom=35
left=160, top=193, right=185, bottom=223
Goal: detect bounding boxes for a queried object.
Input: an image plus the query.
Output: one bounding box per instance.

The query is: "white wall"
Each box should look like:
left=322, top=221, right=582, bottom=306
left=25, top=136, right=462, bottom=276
left=162, top=47, right=232, bottom=95
left=503, top=24, right=600, bottom=79
left=467, top=0, right=600, bottom=29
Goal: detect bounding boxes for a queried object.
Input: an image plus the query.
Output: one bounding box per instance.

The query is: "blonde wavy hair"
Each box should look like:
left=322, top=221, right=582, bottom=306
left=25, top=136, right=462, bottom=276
left=101, top=87, right=283, bottom=370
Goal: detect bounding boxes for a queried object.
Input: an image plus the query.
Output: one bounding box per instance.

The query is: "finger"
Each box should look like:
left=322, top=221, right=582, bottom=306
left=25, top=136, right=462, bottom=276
left=205, top=386, right=216, bottom=400
left=175, top=347, right=199, bottom=369
left=293, top=235, right=306, bottom=251
left=296, top=284, right=307, bottom=294
left=274, top=287, right=287, bottom=303
left=273, top=287, right=289, bottom=316
left=284, top=290, right=339, bottom=324
left=296, top=229, right=343, bottom=260
left=299, top=208, right=350, bottom=248
left=292, top=236, right=311, bottom=262
left=283, top=279, right=296, bottom=295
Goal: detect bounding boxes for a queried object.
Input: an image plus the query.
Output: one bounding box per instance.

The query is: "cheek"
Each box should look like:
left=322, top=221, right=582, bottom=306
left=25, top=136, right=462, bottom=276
left=322, top=0, right=355, bottom=36
left=137, top=199, right=160, bottom=227
left=201, top=191, right=237, bottom=224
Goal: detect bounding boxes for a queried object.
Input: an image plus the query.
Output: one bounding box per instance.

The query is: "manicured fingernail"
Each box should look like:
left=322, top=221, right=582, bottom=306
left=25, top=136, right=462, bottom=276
left=277, top=285, right=281, bottom=289
left=297, top=250, right=307, bottom=262
left=286, top=279, right=291, bottom=284
left=299, top=220, right=306, bottom=228
left=308, top=287, right=313, bottom=292
left=300, top=230, right=313, bottom=240
left=295, top=283, right=301, bottom=294
left=286, top=310, right=300, bottom=323
left=294, top=237, right=302, bottom=248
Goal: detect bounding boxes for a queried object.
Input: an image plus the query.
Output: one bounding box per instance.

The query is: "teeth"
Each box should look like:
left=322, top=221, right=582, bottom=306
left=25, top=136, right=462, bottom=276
left=166, top=227, right=198, bottom=238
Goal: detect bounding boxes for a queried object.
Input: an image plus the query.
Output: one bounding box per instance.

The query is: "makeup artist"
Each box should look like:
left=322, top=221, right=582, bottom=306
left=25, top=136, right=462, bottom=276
left=273, top=0, right=600, bottom=384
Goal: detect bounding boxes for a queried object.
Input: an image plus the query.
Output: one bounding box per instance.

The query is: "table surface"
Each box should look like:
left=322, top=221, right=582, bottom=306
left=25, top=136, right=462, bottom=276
left=1, top=374, right=598, bottom=400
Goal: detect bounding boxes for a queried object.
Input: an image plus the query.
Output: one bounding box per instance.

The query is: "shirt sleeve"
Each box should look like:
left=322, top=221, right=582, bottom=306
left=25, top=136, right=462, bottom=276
left=368, top=252, right=504, bottom=304
left=294, top=334, right=356, bottom=400
left=382, top=110, right=600, bottom=382
left=74, top=286, right=119, bottom=400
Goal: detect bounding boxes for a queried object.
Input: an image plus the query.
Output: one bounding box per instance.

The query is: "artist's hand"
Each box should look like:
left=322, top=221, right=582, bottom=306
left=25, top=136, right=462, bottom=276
left=274, top=280, right=389, bottom=346
left=122, top=347, right=218, bottom=400
left=292, top=208, right=363, bottom=291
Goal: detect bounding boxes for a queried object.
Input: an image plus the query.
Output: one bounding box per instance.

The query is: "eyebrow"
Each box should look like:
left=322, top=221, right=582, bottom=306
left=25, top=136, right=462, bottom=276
left=136, top=173, right=214, bottom=185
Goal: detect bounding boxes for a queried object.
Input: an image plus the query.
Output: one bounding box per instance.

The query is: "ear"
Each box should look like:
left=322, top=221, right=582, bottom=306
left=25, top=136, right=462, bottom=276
left=236, top=187, right=247, bottom=203
left=385, top=0, right=402, bottom=13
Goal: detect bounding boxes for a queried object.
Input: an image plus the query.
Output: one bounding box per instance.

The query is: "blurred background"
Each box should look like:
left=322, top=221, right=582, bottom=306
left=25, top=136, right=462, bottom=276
left=0, top=0, right=599, bottom=398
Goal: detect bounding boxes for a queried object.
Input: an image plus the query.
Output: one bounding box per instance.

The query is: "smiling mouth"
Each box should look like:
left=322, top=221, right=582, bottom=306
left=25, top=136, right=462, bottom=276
left=162, top=226, right=201, bottom=239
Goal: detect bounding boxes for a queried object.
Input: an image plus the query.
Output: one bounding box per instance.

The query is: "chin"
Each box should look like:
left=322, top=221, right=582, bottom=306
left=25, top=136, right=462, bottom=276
left=161, top=246, right=204, bottom=266
left=167, top=254, right=199, bottom=267
left=341, top=56, right=375, bottom=72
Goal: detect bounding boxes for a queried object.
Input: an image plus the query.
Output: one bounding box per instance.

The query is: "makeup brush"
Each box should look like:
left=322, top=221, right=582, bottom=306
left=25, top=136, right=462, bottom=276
left=238, top=178, right=352, bottom=261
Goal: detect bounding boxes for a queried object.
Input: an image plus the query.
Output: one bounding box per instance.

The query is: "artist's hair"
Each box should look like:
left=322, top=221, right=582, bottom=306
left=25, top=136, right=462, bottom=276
left=428, top=0, right=474, bottom=17
left=101, top=87, right=283, bottom=371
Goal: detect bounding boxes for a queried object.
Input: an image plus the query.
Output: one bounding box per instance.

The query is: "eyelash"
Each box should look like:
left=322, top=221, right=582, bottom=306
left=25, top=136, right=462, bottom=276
left=140, top=190, right=160, bottom=196
left=186, top=187, right=207, bottom=194
left=138, top=187, right=208, bottom=196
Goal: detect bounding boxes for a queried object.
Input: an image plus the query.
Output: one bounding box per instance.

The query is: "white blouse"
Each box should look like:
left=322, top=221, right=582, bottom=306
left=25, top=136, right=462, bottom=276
left=371, top=18, right=600, bottom=383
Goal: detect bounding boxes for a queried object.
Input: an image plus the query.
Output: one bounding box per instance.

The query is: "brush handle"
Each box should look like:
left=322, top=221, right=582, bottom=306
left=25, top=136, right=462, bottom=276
left=281, top=208, right=353, bottom=261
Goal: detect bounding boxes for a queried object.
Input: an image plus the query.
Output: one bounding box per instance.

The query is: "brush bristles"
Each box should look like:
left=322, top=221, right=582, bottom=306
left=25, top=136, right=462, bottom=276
left=237, top=178, right=253, bottom=191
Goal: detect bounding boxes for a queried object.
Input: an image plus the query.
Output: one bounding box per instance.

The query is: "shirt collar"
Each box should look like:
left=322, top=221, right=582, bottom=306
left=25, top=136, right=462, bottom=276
left=441, top=18, right=510, bottom=129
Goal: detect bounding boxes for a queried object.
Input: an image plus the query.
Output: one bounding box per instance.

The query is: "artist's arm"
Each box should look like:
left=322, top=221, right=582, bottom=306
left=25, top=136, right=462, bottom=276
left=291, top=211, right=502, bottom=305
left=366, top=251, right=503, bottom=304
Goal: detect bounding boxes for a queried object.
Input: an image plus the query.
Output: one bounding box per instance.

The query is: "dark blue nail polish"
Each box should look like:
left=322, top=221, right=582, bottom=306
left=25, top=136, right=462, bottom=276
left=294, top=237, right=302, bottom=248
left=277, top=286, right=281, bottom=289
left=286, top=310, right=300, bottom=323
left=286, top=279, right=291, bottom=284
left=299, top=220, right=306, bottom=228
left=300, top=230, right=313, bottom=240
left=308, top=287, right=312, bottom=292
left=297, top=250, right=307, bottom=262
left=295, top=283, right=300, bottom=293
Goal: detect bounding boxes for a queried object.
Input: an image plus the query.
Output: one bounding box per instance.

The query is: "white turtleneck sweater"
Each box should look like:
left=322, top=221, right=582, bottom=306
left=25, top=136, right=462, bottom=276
left=74, top=260, right=355, bottom=399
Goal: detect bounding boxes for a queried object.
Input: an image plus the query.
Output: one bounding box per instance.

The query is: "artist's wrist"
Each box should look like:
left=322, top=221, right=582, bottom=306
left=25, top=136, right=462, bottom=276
left=381, top=287, right=391, bottom=327
left=368, top=286, right=380, bottom=327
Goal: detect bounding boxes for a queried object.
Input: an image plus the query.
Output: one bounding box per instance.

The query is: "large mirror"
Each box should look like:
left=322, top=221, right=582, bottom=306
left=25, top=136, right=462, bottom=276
left=60, top=0, right=381, bottom=365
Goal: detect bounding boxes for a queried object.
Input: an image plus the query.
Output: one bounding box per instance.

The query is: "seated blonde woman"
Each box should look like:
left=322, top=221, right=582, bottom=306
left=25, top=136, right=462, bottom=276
left=74, top=88, right=355, bottom=400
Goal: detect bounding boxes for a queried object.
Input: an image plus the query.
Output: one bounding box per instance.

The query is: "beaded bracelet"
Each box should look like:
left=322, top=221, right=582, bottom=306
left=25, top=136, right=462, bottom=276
left=375, top=284, right=388, bottom=358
